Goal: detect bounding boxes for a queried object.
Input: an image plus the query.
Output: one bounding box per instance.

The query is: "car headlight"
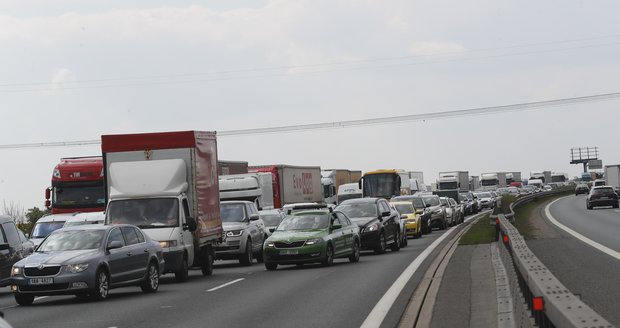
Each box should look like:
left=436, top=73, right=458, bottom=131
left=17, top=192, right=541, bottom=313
left=305, top=238, right=323, bottom=245
left=226, top=230, right=243, bottom=237
left=64, top=264, right=89, bottom=274
left=11, top=266, right=21, bottom=276
left=364, top=223, right=379, bottom=232
left=159, top=240, right=178, bottom=248
left=265, top=241, right=275, bottom=247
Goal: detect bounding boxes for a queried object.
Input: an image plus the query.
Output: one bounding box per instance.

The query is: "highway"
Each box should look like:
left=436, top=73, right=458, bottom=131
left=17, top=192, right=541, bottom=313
left=526, top=194, right=620, bottom=326
left=0, top=226, right=463, bottom=328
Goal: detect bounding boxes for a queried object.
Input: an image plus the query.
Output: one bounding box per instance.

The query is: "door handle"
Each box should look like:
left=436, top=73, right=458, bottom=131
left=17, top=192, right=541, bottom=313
left=144, top=249, right=149, bottom=253
left=126, top=252, right=132, bottom=256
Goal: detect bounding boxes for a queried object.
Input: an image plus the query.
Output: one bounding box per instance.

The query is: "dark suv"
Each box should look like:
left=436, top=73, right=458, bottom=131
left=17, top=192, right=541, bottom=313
left=336, top=198, right=401, bottom=254
left=586, top=186, right=619, bottom=209
left=420, top=195, right=447, bottom=230
left=0, top=215, right=34, bottom=286
left=575, top=183, right=590, bottom=195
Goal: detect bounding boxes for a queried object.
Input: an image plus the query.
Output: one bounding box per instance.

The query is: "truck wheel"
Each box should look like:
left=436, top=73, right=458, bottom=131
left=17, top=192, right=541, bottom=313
left=14, top=293, right=35, bottom=306
left=201, top=249, right=214, bottom=276
left=175, top=256, right=189, bottom=282
left=239, top=239, right=253, bottom=266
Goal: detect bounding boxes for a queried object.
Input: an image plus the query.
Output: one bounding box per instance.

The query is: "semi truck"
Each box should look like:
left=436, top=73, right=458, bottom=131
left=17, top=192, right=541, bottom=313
left=321, top=169, right=361, bottom=205
left=480, top=172, right=506, bottom=190
left=604, top=165, right=620, bottom=193
left=551, top=172, right=568, bottom=183
left=543, top=171, right=552, bottom=184
left=101, top=130, right=223, bottom=282
left=219, top=173, right=274, bottom=210
left=359, top=169, right=411, bottom=198
left=530, top=171, right=545, bottom=182
left=336, top=183, right=362, bottom=204
left=408, top=171, right=426, bottom=193
left=248, top=165, right=322, bottom=208
left=469, top=176, right=479, bottom=191
left=437, top=171, right=469, bottom=192
left=44, top=157, right=106, bottom=214
left=217, top=160, right=248, bottom=176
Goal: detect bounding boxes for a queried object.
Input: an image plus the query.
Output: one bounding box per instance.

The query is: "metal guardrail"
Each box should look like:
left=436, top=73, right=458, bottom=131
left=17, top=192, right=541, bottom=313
left=497, top=189, right=614, bottom=328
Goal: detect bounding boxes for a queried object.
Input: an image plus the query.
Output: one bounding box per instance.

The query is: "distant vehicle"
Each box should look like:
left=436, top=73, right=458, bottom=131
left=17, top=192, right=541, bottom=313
left=580, top=172, right=593, bottom=182
left=249, top=165, right=323, bottom=209
left=575, top=183, right=590, bottom=195
left=389, top=204, right=409, bottom=248
left=530, top=171, right=546, bottom=183
left=437, top=171, right=469, bottom=192
left=390, top=196, right=432, bottom=234
left=507, top=187, right=520, bottom=196
left=510, top=181, right=523, bottom=188
left=391, top=201, right=421, bottom=239
left=448, top=197, right=463, bottom=224
left=282, top=202, right=328, bottom=215
left=63, top=212, right=105, bottom=227
left=359, top=169, right=411, bottom=199
left=217, top=160, right=248, bottom=176
left=45, top=157, right=106, bottom=215
left=336, top=183, right=362, bottom=204
left=496, top=188, right=510, bottom=196
left=0, top=216, right=35, bottom=287
left=592, top=179, right=606, bottom=187
left=420, top=195, right=447, bottom=230
left=604, top=165, right=620, bottom=193
left=219, top=173, right=274, bottom=210
left=215, top=201, right=267, bottom=266
left=10, top=224, right=164, bottom=305
left=551, top=172, right=568, bottom=184
left=474, top=192, right=494, bottom=209
left=543, top=185, right=553, bottom=191
left=528, top=179, right=544, bottom=190
left=259, top=209, right=285, bottom=236
left=336, top=198, right=401, bottom=254
left=480, top=172, right=506, bottom=190
left=321, top=169, right=361, bottom=205
left=459, top=191, right=478, bottom=215
left=263, top=209, right=360, bottom=270
left=29, top=214, right=70, bottom=247
left=586, top=186, right=619, bottom=210
left=439, top=197, right=456, bottom=227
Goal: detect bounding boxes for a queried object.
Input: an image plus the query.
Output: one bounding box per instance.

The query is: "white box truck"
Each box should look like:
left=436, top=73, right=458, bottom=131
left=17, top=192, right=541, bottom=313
left=604, top=165, right=620, bottom=193
left=219, top=173, right=274, bottom=210
left=438, top=171, right=469, bottom=192
left=102, top=131, right=223, bottom=282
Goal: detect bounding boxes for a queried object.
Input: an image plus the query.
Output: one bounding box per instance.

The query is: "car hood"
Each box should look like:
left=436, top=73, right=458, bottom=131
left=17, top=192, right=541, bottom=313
left=268, top=230, right=326, bottom=242
left=222, top=222, right=246, bottom=232
left=349, top=217, right=379, bottom=227
left=18, top=249, right=100, bottom=266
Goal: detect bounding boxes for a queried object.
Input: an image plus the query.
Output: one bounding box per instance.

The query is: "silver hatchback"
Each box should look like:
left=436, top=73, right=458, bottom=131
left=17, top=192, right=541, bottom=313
left=10, top=224, right=164, bottom=306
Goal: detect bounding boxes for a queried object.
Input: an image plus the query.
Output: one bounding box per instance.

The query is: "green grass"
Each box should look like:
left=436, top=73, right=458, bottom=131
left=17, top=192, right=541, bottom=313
left=459, top=215, right=496, bottom=245
left=513, top=189, right=574, bottom=239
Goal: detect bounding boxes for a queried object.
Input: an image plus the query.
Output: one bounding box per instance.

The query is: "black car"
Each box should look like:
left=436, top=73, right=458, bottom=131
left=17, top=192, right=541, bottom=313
left=336, top=198, right=401, bottom=254
left=586, top=186, right=619, bottom=209
left=575, top=184, right=590, bottom=195
left=459, top=192, right=478, bottom=215
left=0, top=216, right=34, bottom=287
left=420, top=195, right=447, bottom=230
left=391, top=195, right=432, bottom=234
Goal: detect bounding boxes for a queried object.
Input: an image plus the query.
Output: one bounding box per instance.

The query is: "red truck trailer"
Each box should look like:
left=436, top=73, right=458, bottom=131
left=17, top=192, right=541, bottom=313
left=249, top=165, right=322, bottom=209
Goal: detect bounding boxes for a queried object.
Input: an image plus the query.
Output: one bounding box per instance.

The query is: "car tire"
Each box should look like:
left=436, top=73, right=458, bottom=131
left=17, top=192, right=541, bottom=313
left=201, top=249, right=214, bottom=276
left=349, top=240, right=360, bottom=263
left=239, top=239, right=253, bottom=266
left=265, top=262, right=277, bottom=271
left=402, top=233, right=408, bottom=247
left=374, top=233, right=387, bottom=254
left=614, top=203, right=619, bottom=209
left=14, top=293, right=34, bottom=306
left=90, top=268, right=110, bottom=301
left=322, top=244, right=334, bottom=267
left=426, top=220, right=433, bottom=234
left=586, top=202, right=592, bottom=210
left=175, top=256, right=189, bottom=282
left=141, top=261, right=159, bottom=293
left=390, top=231, right=401, bottom=252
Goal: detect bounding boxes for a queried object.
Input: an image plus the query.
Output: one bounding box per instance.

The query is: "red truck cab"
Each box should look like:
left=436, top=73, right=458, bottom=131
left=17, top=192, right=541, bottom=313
left=45, top=157, right=105, bottom=214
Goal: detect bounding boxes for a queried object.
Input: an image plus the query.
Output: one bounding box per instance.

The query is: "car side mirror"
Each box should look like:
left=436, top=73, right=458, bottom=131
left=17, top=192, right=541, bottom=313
left=269, top=228, right=275, bottom=233
left=332, top=224, right=342, bottom=230
left=107, top=240, right=123, bottom=250
left=185, top=217, right=197, bottom=232
left=381, top=211, right=390, bottom=217
left=249, top=214, right=260, bottom=221
left=426, top=204, right=431, bottom=208
left=0, top=243, right=9, bottom=251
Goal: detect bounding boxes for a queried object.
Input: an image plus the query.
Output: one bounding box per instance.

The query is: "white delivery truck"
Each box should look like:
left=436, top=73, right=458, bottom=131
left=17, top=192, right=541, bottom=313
left=219, top=173, right=274, bottom=210
left=336, top=182, right=362, bottom=204
left=321, top=169, right=359, bottom=205
left=604, top=165, right=620, bottom=193
left=102, top=131, right=223, bottom=282
left=438, top=171, right=469, bottom=192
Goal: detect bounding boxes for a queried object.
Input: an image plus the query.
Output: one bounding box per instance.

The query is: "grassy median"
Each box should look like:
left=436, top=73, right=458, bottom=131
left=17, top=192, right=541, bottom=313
left=459, top=214, right=496, bottom=245
left=513, top=189, right=574, bottom=239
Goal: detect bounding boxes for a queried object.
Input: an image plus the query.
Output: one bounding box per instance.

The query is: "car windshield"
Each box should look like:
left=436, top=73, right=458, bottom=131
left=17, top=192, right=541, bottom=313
left=64, top=220, right=104, bottom=227
left=422, top=197, right=440, bottom=206
left=411, top=198, right=425, bottom=208
left=31, top=221, right=66, bottom=239
left=38, top=229, right=105, bottom=251
left=106, top=198, right=179, bottom=228
left=394, top=204, right=414, bottom=214
left=476, top=192, right=492, bottom=198
left=337, top=203, right=378, bottom=218
left=277, top=214, right=329, bottom=231
left=440, top=198, right=448, bottom=205
left=220, top=203, right=246, bottom=223
left=261, top=214, right=283, bottom=226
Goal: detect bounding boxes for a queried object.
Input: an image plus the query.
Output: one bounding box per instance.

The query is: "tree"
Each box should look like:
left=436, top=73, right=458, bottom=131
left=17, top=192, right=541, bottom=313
left=17, top=206, right=50, bottom=234
left=2, top=200, right=25, bottom=222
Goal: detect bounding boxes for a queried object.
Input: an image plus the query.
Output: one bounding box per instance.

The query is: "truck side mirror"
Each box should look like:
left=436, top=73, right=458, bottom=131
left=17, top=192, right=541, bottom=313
left=185, top=217, right=197, bottom=232
left=45, top=187, right=51, bottom=200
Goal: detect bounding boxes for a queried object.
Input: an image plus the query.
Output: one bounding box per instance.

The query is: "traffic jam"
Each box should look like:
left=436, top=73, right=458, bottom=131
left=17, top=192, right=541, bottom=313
left=5, top=130, right=550, bottom=306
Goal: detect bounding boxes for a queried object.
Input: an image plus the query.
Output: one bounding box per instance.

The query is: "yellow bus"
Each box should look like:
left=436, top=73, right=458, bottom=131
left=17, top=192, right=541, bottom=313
left=359, top=169, right=411, bottom=199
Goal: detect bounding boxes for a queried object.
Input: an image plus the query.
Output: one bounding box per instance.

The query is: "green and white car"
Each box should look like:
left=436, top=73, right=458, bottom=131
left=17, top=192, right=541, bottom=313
left=263, top=209, right=361, bottom=270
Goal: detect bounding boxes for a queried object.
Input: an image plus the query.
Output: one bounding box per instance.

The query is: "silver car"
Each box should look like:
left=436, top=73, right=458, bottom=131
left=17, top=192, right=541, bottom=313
left=259, top=209, right=286, bottom=236
left=10, top=224, right=164, bottom=306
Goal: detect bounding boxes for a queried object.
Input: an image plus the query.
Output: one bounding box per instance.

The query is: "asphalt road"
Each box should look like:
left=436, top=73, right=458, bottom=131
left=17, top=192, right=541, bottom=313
left=0, top=225, right=463, bottom=328
left=526, top=194, right=620, bottom=326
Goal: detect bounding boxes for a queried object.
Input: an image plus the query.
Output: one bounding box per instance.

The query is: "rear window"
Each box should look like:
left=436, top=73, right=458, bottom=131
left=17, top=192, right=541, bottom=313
left=592, top=187, right=614, bottom=195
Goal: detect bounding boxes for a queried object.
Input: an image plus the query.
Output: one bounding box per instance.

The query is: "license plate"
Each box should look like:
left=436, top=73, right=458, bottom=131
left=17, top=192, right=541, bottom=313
left=280, top=249, right=298, bottom=255
left=29, top=277, right=53, bottom=285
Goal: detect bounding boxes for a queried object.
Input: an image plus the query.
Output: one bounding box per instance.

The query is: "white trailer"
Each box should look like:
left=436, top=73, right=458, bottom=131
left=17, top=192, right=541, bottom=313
left=604, top=165, right=620, bottom=193
left=438, top=171, right=469, bottom=192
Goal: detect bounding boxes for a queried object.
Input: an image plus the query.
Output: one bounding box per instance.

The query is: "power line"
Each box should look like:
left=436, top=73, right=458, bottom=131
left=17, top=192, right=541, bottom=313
left=1, top=91, right=619, bottom=150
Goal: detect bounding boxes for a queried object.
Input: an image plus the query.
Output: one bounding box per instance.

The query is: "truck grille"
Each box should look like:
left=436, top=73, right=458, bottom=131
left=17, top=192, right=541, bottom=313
left=274, top=241, right=305, bottom=248
left=24, top=266, right=61, bottom=277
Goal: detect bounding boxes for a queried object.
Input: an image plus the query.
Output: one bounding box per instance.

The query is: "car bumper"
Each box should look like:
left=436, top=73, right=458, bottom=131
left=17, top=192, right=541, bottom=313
left=264, top=244, right=325, bottom=265
left=589, top=199, right=619, bottom=207
left=11, top=270, right=97, bottom=296
left=405, top=221, right=418, bottom=235
left=214, top=237, right=245, bottom=259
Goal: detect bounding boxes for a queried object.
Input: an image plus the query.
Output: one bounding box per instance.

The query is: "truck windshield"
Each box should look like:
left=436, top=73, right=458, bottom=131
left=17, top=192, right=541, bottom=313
left=220, top=203, right=246, bottom=223
left=363, top=173, right=399, bottom=198
left=481, top=179, right=498, bottom=186
left=106, top=198, right=179, bottom=228
left=53, top=183, right=105, bottom=209
left=438, top=182, right=458, bottom=190
left=31, top=221, right=66, bottom=239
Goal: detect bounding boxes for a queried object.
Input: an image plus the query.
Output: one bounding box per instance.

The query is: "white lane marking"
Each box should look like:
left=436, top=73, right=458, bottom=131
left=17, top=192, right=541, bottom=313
left=206, top=278, right=245, bottom=292
left=545, top=197, right=620, bottom=261
left=360, top=211, right=489, bottom=328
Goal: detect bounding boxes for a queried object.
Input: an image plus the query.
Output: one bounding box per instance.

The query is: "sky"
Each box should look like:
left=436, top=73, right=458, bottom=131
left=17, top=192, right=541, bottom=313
left=1, top=0, right=620, bottom=215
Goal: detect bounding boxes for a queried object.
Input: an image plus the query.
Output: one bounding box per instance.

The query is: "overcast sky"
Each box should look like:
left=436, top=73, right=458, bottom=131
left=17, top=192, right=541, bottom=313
left=1, top=0, right=619, bottom=213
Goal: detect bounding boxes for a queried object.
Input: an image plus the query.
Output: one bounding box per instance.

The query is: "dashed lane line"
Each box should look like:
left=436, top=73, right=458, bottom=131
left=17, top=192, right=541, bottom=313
left=206, top=278, right=245, bottom=292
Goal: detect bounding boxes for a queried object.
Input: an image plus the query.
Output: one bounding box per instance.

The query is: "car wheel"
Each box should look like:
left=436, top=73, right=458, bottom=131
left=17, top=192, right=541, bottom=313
left=402, top=233, right=408, bottom=247
left=390, top=231, right=401, bottom=251
left=614, top=203, right=619, bottom=209
left=141, top=261, right=159, bottom=293
left=426, top=219, right=433, bottom=234
left=90, top=269, right=109, bottom=301
left=175, top=256, right=189, bottom=282
left=349, top=240, right=360, bottom=263
left=586, top=202, right=592, bottom=210
left=265, top=262, right=277, bottom=271
left=239, top=239, right=253, bottom=266
left=14, top=293, right=35, bottom=306
left=374, top=233, right=387, bottom=254
left=322, top=244, right=334, bottom=267
left=201, top=249, right=214, bottom=276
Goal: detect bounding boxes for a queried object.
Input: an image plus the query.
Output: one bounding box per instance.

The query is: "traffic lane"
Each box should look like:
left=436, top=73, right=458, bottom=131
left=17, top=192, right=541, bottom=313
left=549, top=195, right=620, bottom=252
left=0, top=229, right=452, bottom=328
